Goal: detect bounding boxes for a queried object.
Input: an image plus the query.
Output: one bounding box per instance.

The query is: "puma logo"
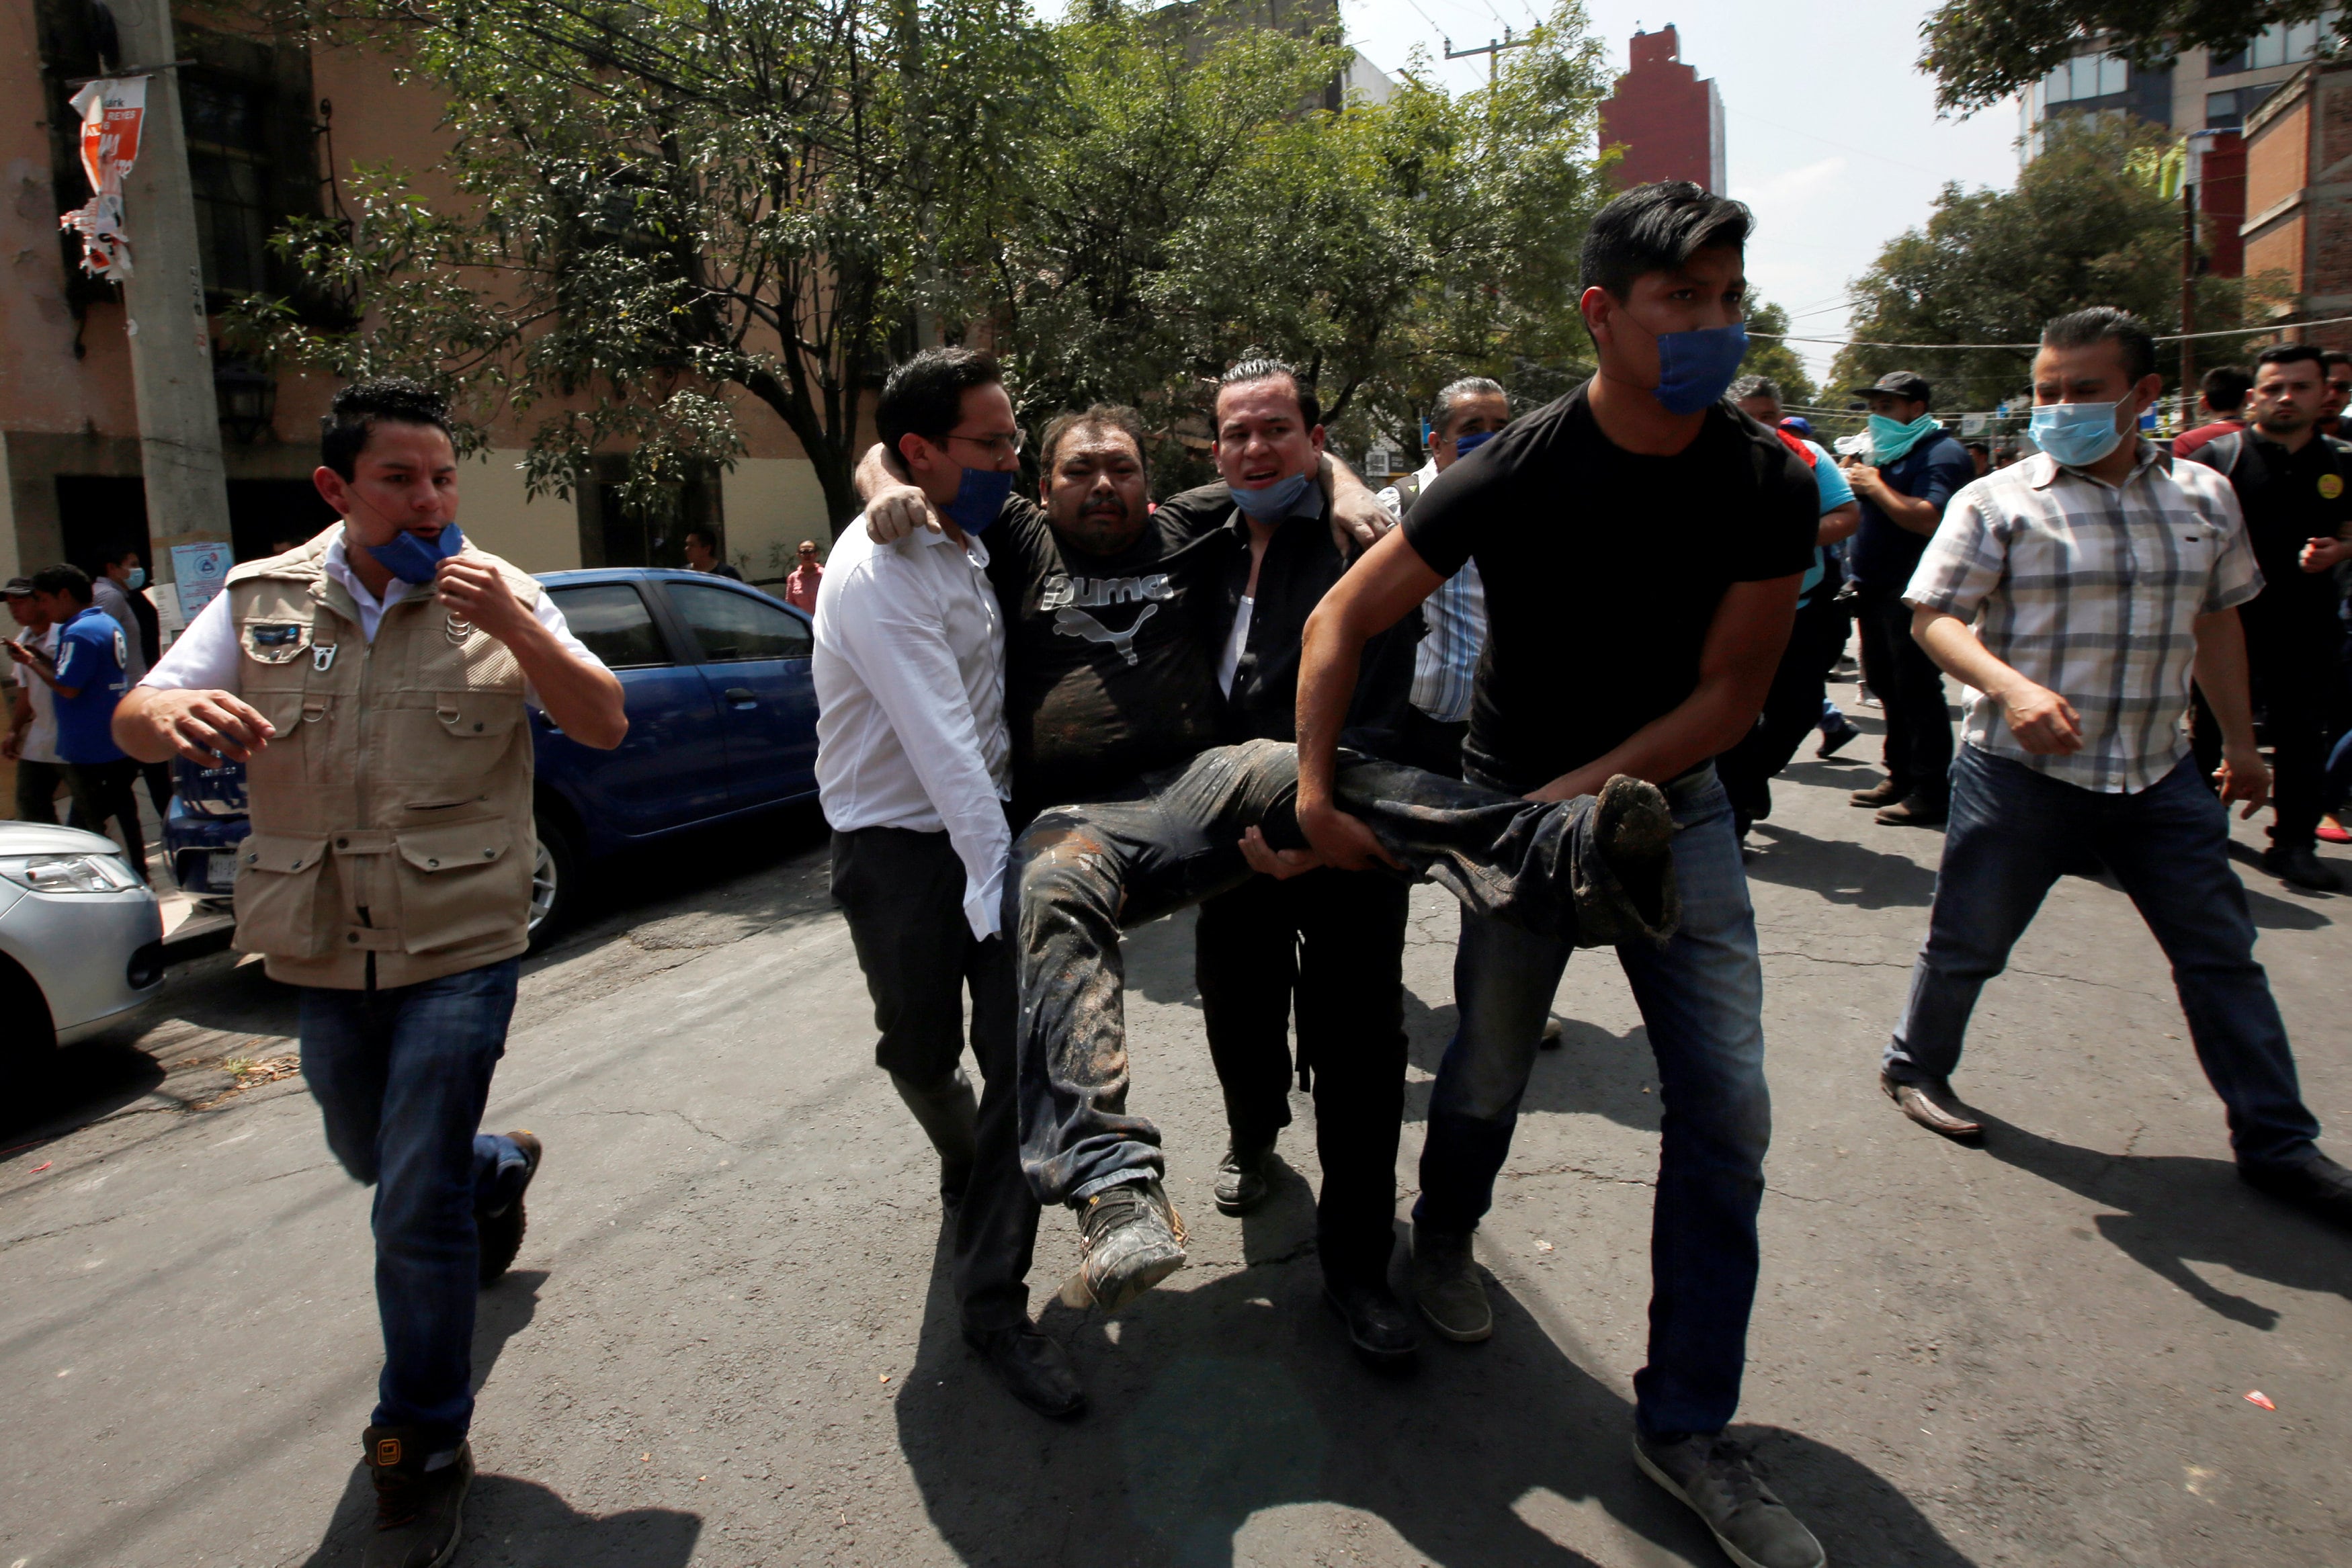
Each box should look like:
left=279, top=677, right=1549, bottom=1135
left=1054, top=603, right=1158, bottom=666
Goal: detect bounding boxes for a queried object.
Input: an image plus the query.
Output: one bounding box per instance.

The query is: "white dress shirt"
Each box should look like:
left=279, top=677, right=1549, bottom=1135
left=813, top=513, right=1011, bottom=942
left=11, top=623, right=63, bottom=763
left=141, top=526, right=599, bottom=707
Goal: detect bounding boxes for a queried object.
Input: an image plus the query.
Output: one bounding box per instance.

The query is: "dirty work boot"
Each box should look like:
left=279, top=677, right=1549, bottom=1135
left=1633, top=1430, right=1824, bottom=1568
left=1409, top=1222, right=1491, bottom=1342
left=1213, top=1137, right=1275, bottom=1215
left=1060, top=1178, right=1186, bottom=1312
left=361, top=1427, right=473, bottom=1568
left=477, top=1130, right=542, bottom=1286
left=1573, top=773, right=1679, bottom=947
left=892, top=1068, right=980, bottom=1211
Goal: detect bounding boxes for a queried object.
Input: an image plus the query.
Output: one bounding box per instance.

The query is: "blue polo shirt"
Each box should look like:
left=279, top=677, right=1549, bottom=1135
left=52, top=605, right=130, bottom=765
left=1849, top=433, right=1974, bottom=591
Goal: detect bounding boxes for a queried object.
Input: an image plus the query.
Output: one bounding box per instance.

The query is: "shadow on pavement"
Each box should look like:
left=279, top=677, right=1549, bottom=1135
left=1973, top=1115, right=2352, bottom=1330
left=294, top=1469, right=702, bottom=1567
left=1740, top=821, right=1939, bottom=909
left=895, top=1235, right=1976, bottom=1568
left=2221, top=842, right=2337, bottom=930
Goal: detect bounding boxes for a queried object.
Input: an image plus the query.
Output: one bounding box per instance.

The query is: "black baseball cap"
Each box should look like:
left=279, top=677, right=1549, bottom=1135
left=1, top=577, right=32, bottom=597
left=1849, top=371, right=1933, bottom=404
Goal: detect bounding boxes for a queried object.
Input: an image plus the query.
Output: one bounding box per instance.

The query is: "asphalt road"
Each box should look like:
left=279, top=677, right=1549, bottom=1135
left=4, top=686, right=2349, bottom=1568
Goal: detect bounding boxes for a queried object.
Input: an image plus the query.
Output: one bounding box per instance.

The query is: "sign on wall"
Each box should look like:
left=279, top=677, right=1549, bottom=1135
left=58, top=76, right=149, bottom=281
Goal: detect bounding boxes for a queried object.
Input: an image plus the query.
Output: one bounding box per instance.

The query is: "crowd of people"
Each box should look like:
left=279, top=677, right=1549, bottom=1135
left=12, top=177, right=2347, bottom=1568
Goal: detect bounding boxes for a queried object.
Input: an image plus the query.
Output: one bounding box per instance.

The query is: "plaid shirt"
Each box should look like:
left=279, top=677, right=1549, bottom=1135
left=1379, top=462, right=1485, bottom=723
left=1902, top=441, right=2262, bottom=793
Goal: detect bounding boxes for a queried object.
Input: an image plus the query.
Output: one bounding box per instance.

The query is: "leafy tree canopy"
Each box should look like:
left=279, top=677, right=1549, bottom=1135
left=1921, top=0, right=2343, bottom=116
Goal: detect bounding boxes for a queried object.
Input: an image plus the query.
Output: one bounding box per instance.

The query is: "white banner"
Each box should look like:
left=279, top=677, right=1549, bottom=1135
left=58, top=76, right=149, bottom=282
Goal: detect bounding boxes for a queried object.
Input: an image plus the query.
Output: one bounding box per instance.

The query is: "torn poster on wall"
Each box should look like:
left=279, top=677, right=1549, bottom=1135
left=58, top=75, right=149, bottom=282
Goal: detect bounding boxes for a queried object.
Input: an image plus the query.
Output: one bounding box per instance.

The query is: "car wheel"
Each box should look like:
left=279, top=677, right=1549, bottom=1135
left=528, top=811, right=581, bottom=952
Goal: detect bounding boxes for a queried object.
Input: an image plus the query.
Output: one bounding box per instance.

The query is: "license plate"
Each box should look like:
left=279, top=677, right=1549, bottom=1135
left=206, top=851, right=240, bottom=894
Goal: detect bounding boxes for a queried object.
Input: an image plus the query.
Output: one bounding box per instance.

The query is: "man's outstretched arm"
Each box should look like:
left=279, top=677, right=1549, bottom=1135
left=1296, top=527, right=1447, bottom=870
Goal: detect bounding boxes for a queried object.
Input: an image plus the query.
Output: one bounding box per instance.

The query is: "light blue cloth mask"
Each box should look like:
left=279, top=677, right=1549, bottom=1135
left=1228, top=472, right=1313, bottom=520
left=2028, top=402, right=2127, bottom=468
left=1867, top=412, right=1940, bottom=467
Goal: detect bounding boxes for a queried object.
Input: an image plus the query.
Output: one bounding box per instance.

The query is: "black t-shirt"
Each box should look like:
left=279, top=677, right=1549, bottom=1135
left=985, top=496, right=1228, bottom=808
left=1401, top=383, right=1818, bottom=794
left=2233, top=433, right=2352, bottom=621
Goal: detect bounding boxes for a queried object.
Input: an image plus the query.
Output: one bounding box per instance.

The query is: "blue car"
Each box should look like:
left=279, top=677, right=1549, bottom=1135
left=164, top=568, right=821, bottom=943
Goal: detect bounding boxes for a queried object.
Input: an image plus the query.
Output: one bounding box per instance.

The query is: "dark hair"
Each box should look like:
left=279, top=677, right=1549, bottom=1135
left=30, top=564, right=94, bottom=605
left=1964, top=439, right=1990, bottom=455
left=1431, top=376, right=1507, bottom=435
left=2255, top=341, right=2326, bottom=374
left=2324, top=348, right=2352, bottom=372
left=107, top=546, right=141, bottom=567
left=876, top=347, right=1003, bottom=455
left=1038, top=404, right=1149, bottom=476
left=2040, top=308, right=2156, bottom=383
left=321, top=377, right=455, bottom=480
left=1580, top=181, right=1753, bottom=299
left=1216, top=358, right=1321, bottom=432
left=2199, top=363, right=2253, bottom=411
left=1728, top=374, right=1780, bottom=404
left=683, top=525, right=718, bottom=551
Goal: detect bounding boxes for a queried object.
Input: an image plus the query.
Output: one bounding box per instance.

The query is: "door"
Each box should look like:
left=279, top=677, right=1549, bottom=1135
left=537, top=581, right=730, bottom=837
left=661, top=578, right=820, bottom=810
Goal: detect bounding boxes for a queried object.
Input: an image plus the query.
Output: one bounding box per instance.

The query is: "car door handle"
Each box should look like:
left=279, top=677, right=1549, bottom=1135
left=723, top=687, right=758, bottom=706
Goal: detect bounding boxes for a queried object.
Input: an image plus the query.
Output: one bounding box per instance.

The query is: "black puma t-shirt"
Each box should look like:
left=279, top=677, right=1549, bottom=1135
left=1402, top=382, right=1818, bottom=794
left=986, top=496, right=1228, bottom=808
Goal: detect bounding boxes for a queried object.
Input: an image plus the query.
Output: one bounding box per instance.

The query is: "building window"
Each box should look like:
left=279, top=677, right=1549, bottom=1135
left=2039, top=52, right=2130, bottom=105
left=2211, top=15, right=2333, bottom=76
left=182, top=75, right=275, bottom=297
left=2207, top=83, right=2279, bottom=129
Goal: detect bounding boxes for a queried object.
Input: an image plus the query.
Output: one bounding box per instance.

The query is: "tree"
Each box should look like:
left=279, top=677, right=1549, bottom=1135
left=1829, top=117, right=2249, bottom=416
left=245, top=0, right=1052, bottom=529
left=1737, top=300, right=1817, bottom=409
left=1921, top=0, right=2342, bottom=116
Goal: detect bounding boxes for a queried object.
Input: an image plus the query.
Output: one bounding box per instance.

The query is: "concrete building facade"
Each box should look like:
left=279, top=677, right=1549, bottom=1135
left=1597, top=26, right=1724, bottom=194
left=4, top=0, right=835, bottom=603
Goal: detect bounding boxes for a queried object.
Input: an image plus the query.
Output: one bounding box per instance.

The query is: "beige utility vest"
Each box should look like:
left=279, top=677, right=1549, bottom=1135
left=225, top=533, right=540, bottom=988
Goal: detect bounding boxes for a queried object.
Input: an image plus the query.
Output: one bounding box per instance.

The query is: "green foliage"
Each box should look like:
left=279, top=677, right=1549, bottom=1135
left=1736, top=300, right=1817, bottom=410
left=1830, top=117, right=2251, bottom=416
left=1920, top=0, right=2342, bottom=116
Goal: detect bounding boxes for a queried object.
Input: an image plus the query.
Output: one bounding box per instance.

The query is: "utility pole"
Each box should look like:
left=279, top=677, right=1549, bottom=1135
left=2179, top=129, right=2224, bottom=419
left=106, top=0, right=233, bottom=623
left=1444, top=28, right=1533, bottom=88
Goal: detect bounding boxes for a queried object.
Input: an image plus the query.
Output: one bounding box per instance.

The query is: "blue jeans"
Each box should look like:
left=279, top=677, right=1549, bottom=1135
left=1887, top=746, right=2321, bottom=1168
left=301, top=959, right=533, bottom=1447
left=1417, top=767, right=1771, bottom=1439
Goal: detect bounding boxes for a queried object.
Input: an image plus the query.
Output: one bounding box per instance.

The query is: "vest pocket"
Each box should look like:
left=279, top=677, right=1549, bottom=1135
left=232, top=833, right=333, bottom=959
left=394, top=820, right=530, bottom=954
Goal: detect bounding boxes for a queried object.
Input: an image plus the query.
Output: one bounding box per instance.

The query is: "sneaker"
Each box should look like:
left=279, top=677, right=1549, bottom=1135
left=1060, top=1178, right=1185, bottom=1312
left=361, top=1427, right=473, bottom=1568
left=1814, top=719, right=1860, bottom=759
left=2319, top=816, right=2351, bottom=846
left=1409, top=1222, right=1491, bottom=1342
left=1634, top=1430, right=1825, bottom=1568
left=1847, top=777, right=1906, bottom=808
left=1213, top=1137, right=1274, bottom=1216
left=1873, top=793, right=1948, bottom=828
left=2261, top=843, right=2343, bottom=892
left=2239, top=1150, right=2352, bottom=1229
left=478, top=1130, right=542, bottom=1286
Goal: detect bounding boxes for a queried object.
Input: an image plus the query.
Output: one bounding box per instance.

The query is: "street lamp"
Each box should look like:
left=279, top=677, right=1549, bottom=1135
left=213, top=357, right=276, bottom=445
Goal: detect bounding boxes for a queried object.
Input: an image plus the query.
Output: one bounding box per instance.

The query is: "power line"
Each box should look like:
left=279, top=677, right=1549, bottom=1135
left=1753, top=314, right=2352, bottom=351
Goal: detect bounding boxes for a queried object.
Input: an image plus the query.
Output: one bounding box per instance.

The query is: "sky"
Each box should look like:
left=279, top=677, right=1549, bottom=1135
left=1335, top=0, right=2026, bottom=391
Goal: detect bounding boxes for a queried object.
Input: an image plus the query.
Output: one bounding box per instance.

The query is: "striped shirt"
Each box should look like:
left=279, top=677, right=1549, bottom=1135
left=1901, top=442, right=2261, bottom=793
left=1379, top=461, right=1484, bottom=724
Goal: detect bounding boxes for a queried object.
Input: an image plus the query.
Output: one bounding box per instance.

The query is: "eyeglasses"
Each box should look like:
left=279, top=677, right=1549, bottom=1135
left=946, top=430, right=1024, bottom=458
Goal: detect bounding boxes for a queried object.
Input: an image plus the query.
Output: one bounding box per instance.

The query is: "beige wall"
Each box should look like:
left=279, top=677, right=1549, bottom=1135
left=720, top=458, right=830, bottom=580
left=459, top=450, right=581, bottom=574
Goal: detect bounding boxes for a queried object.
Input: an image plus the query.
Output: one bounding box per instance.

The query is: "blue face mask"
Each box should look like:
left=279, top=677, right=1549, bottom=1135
left=1867, top=412, right=1940, bottom=468
left=1652, top=322, right=1751, bottom=415
left=364, top=523, right=466, bottom=585
left=941, top=468, right=1014, bottom=535
left=1452, top=429, right=1499, bottom=458
left=1228, top=471, right=1313, bottom=520
left=124, top=567, right=146, bottom=591
left=2029, top=402, right=2127, bottom=468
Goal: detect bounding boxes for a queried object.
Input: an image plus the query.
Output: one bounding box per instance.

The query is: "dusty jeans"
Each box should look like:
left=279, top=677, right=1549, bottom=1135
left=1011, top=738, right=1675, bottom=1207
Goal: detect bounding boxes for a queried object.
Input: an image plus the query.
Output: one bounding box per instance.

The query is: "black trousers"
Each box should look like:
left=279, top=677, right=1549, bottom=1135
left=1195, top=869, right=1412, bottom=1286
left=2190, top=601, right=2347, bottom=851
left=65, top=758, right=147, bottom=879
left=14, top=757, right=69, bottom=824
left=830, top=824, right=1036, bottom=1333
left=1393, top=705, right=1468, bottom=781
left=1718, top=587, right=1850, bottom=830
left=1855, top=582, right=1954, bottom=801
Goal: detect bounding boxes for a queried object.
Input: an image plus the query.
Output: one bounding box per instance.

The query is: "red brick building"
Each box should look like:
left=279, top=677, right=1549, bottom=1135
left=1597, top=26, right=1725, bottom=193
left=2242, top=59, right=2352, bottom=349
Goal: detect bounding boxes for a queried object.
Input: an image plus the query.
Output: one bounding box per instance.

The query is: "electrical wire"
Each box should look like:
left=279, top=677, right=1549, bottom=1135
left=1753, top=313, right=2352, bottom=351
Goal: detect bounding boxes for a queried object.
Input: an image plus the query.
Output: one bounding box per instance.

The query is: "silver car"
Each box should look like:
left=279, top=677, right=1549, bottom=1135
left=0, top=820, right=165, bottom=1048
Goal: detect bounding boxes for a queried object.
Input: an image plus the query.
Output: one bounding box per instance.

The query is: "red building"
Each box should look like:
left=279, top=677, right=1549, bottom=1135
left=1598, top=26, right=1726, bottom=193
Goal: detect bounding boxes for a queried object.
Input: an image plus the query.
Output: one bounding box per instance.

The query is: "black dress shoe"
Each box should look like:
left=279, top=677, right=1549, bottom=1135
left=1323, top=1278, right=1419, bottom=1364
left=2261, top=843, right=2343, bottom=892
left=2239, top=1151, right=2352, bottom=1229
left=964, top=1325, right=1087, bottom=1418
